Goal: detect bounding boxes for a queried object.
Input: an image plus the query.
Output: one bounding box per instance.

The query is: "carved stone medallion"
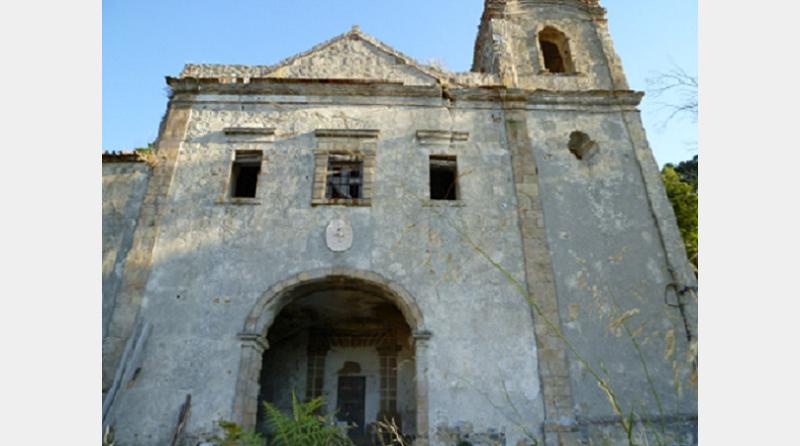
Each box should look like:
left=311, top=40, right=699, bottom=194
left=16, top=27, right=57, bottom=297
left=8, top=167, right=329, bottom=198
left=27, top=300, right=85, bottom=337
left=326, top=219, right=353, bottom=252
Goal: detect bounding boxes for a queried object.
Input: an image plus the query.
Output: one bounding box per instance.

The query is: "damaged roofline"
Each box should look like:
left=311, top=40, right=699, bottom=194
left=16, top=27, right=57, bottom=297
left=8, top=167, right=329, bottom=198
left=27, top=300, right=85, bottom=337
left=102, top=151, right=149, bottom=164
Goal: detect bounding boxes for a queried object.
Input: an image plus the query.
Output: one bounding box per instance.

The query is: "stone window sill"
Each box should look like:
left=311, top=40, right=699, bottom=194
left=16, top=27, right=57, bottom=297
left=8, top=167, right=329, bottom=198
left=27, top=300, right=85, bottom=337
left=423, top=200, right=465, bottom=208
left=216, top=197, right=262, bottom=206
left=311, top=198, right=372, bottom=207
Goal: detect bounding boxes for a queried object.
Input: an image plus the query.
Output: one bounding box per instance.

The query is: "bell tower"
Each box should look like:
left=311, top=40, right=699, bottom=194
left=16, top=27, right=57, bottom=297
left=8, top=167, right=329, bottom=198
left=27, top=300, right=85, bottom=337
left=472, top=0, right=629, bottom=91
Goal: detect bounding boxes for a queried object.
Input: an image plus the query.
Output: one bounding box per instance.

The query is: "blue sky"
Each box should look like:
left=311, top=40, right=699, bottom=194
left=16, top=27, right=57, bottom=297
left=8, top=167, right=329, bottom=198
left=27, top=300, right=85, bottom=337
left=103, top=0, right=696, bottom=166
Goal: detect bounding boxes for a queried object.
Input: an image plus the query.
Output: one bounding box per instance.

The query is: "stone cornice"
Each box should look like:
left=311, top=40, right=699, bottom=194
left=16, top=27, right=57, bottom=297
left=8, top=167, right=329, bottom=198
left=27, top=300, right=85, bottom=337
left=167, top=77, right=643, bottom=108
left=483, top=0, right=606, bottom=18
left=451, top=87, right=644, bottom=107
left=167, top=76, right=443, bottom=99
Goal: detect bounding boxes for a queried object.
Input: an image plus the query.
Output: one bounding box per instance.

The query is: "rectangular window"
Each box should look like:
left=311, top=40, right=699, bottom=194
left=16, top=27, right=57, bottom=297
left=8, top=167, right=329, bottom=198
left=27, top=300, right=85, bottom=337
left=379, top=355, right=398, bottom=413
left=230, top=151, right=262, bottom=198
left=326, top=155, right=364, bottom=199
left=429, top=155, right=458, bottom=201
left=305, top=355, right=326, bottom=400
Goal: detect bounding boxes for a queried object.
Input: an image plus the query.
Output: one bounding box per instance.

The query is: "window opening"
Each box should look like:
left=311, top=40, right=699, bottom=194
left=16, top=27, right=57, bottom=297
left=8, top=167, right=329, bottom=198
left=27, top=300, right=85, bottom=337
left=538, top=27, right=574, bottom=74
left=430, top=155, right=458, bottom=201
left=541, top=41, right=566, bottom=73
left=230, top=151, right=262, bottom=198
left=326, top=155, right=364, bottom=199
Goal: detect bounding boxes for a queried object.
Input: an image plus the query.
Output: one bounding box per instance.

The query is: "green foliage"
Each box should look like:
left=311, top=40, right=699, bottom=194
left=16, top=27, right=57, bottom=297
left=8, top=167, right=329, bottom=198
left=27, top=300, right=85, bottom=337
left=661, top=164, right=698, bottom=269
left=133, top=141, right=156, bottom=156
left=262, top=394, right=353, bottom=446
left=664, top=155, right=697, bottom=192
left=210, top=420, right=265, bottom=446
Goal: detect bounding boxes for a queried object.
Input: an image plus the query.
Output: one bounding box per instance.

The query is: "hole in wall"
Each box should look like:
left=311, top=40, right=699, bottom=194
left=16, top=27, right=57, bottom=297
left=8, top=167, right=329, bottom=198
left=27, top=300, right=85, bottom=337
left=568, top=131, right=598, bottom=160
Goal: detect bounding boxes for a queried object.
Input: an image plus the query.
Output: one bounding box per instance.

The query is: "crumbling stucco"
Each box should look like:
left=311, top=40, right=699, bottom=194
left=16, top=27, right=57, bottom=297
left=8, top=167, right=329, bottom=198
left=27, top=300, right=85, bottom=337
left=103, top=2, right=697, bottom=445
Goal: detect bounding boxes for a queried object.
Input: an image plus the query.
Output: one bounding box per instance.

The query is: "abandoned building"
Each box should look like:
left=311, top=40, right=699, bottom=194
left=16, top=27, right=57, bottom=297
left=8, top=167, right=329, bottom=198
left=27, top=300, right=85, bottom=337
left=102, top=0, right=698, bottom=445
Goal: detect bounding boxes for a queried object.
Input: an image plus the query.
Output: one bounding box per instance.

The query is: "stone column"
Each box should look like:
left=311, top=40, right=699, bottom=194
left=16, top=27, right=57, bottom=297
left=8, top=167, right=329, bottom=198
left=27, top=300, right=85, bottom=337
left=232, top=333, right=269, bottom=429
left=412, top=330, right=432, bottom=446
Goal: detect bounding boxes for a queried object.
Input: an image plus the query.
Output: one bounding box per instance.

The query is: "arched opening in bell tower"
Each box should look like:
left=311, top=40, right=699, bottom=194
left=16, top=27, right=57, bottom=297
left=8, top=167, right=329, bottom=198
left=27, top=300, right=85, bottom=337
left=538, top=27, right=575, bottom=74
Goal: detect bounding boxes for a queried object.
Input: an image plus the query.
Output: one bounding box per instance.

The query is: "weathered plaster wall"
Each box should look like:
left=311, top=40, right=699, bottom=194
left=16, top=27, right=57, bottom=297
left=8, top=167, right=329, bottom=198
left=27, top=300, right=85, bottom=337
left=108, top=98, right=547, bottom=446
left=102, top=162, right=150, bottom=339
left=528, top=108, right=697, bottom=429
left=104, top=4, right=696, bottom=443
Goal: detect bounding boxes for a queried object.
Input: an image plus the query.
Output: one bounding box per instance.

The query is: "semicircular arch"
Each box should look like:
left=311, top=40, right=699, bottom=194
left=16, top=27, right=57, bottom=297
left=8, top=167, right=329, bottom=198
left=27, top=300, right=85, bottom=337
left=242, top=267, right=427, bottom=341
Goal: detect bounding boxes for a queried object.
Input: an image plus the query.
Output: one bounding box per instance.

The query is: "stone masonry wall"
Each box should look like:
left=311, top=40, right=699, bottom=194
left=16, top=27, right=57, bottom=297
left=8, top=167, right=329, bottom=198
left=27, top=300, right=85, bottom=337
left=108, top=96, right=548, bottom=446
left=104, top=93, right=698, bottom=446
left=529, top=107, right=697, bottom=437
left=104, top=2, right=696, bottom=443
left=102, top=161, right=150, bottom=339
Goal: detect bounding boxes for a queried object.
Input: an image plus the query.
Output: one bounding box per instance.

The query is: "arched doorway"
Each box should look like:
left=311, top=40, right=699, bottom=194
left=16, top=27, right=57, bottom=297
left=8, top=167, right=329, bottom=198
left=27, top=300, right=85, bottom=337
left=233, top=269, right=431, bottom=446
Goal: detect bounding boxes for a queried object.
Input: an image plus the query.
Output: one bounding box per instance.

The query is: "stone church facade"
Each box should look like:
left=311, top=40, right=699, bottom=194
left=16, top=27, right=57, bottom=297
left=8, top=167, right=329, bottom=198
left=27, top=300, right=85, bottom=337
left=102, top=1, right=698, bottom=445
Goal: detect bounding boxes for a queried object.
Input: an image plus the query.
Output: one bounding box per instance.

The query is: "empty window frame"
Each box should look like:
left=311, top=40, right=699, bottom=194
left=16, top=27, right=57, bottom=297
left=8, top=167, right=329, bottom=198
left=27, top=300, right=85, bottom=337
left=538, top=27, right=575, bottom=74
left=230, top=150, right=262, bottom=198
left=429, top=155, right=458, bottom=201
left=326, top=155, right=364, bottom=199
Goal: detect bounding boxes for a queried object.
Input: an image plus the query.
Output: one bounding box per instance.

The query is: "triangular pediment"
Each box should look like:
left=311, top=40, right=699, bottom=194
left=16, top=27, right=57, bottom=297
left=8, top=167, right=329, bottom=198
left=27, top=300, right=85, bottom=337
left=262, top=28, right=442, bottom=86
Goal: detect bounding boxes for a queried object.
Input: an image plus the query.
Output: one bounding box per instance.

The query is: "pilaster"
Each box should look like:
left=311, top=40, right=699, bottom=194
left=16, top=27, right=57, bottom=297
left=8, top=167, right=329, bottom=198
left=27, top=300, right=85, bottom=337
left=412, top=330, right=432, bottom=446
left=102, top=101, right=192, bottom=393
left=502, top=98, right=581, bottom=446
left=233, top=333, right=269, bottom=428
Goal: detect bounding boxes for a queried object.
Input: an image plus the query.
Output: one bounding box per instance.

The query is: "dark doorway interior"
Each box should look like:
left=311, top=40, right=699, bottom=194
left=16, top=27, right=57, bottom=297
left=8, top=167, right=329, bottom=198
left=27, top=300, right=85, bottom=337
left=337, top=376, right=367, bottom=444
left=257, top=279, right=418, bottom=444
